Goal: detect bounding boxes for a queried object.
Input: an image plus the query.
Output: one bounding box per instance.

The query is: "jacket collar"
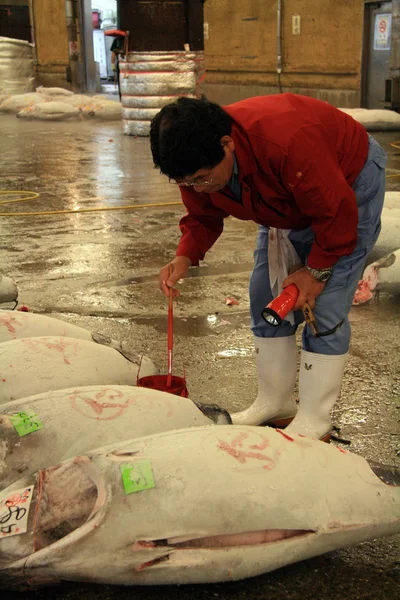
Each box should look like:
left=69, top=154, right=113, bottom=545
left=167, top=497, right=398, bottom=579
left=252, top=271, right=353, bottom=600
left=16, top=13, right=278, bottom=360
left=228, top=121, right=258, bottom=179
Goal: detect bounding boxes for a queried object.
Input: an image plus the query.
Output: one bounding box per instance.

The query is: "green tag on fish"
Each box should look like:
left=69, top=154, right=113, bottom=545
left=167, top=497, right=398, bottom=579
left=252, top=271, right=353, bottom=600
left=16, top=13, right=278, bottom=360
left=121, top=460, right=156, bottom=495
left=9, top=411, right=43, bottom=437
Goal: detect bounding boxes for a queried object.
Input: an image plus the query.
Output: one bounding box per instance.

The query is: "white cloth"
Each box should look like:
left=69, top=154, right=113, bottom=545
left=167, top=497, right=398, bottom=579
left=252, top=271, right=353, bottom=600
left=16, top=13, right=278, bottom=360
left=267, top=228, right=301, bottom=325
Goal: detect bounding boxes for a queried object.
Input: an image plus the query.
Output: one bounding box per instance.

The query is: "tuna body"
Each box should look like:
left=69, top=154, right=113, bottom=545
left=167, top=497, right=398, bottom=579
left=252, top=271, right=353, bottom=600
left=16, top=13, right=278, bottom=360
left=0, top=425, right=399, bottom=589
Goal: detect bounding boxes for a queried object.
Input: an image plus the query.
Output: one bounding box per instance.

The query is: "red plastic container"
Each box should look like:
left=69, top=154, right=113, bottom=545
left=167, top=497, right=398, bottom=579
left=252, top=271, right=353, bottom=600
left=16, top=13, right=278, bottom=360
left=137, top=278, right=188, bottom=397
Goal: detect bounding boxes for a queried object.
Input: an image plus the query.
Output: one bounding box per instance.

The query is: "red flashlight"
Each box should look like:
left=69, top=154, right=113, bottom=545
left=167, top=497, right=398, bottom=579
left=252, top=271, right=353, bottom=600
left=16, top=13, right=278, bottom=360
left=261, top=284, right=299, bottom=327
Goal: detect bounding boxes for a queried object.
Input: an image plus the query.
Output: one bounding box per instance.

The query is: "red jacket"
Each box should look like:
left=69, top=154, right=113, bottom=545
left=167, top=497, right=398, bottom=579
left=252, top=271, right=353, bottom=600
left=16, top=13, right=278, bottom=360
left=176, top=94, right=369, bottom=269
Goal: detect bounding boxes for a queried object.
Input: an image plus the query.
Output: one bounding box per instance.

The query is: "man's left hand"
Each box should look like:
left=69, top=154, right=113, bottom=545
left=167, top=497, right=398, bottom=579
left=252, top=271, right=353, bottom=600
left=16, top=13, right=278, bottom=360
left=282, top=267, right=326, bottom=311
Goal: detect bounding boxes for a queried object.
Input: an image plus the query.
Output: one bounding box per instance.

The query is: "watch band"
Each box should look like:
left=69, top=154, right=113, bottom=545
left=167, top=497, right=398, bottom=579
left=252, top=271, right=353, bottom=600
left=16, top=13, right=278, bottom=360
left=305, top=264, right=333, bottom=282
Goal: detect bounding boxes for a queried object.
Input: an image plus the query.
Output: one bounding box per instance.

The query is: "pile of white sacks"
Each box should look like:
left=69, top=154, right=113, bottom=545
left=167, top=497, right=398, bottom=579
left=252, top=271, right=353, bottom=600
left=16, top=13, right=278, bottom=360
left=0, top=86, right=122, bottom=121
left=2, top=87, right=400, bottom=129
left=339, top=107, right=400, bottom=131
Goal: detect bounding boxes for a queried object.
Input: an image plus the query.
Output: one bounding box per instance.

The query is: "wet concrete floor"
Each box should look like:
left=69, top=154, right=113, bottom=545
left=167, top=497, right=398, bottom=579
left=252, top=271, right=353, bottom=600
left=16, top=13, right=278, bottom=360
left=0, top=116, right=399, bottom=599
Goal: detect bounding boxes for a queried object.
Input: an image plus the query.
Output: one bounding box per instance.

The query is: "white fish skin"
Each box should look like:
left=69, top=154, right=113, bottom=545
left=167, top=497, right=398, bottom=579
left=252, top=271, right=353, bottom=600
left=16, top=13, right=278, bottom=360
left=383, top=191, right=400, bottom=210
left=0, top=310, right=118, bottom=345
left=0, top=425, right=398, bottom=588
left=0, top=276, right=18, bottom=304
left=0, top=336, right=157, bottom=405
left=373, top=211, right=400, bottom=255
left=0, top=385, right=231, bottom=488
left=365, top=198, right=400, bottom=263
left=371, top=248, right=400, bottom=292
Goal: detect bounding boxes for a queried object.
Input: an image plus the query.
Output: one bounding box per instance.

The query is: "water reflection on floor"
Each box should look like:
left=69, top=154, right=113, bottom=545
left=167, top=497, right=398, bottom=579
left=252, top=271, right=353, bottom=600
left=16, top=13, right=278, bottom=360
left=0, top=116, right=399, bottom=600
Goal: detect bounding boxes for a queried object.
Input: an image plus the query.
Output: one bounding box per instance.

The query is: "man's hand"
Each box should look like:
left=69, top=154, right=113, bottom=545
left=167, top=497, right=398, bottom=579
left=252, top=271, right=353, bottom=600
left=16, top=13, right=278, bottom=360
left=159, top=256, right=192, bottom=298
left=282, top=267, right=326, bottom=310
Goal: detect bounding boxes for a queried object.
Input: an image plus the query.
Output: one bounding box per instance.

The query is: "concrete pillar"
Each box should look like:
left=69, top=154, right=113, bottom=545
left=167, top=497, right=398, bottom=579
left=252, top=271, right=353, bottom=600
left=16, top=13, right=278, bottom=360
left=390, top=0, right=400, bottom=78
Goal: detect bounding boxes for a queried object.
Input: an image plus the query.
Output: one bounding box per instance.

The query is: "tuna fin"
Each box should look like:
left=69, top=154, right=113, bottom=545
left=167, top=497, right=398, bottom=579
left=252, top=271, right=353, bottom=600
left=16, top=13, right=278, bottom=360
left=92, top=333, right=142, bottom=365
left=367, top=461, right=400, bottom=486
left=91, top=332, right=123, bottom=351
left=373, top=252, right=396, bottom=270
left=136, top=554, right=170, bottom=571
left=192, top=400, right=232, bottom=424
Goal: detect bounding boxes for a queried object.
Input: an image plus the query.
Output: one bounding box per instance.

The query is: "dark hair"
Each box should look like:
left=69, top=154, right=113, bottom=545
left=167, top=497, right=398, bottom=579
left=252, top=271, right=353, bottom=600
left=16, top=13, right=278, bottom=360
left=150, top=96, right=233, bottom=180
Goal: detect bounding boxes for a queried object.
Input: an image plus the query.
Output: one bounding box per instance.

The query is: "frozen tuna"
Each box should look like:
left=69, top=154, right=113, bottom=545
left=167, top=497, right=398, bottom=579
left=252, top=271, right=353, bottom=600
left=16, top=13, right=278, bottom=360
left=0, top=276, right=17, bottom=306
left=0, top=310, right=121, bottom=345
left=353, top=249, right=400, bottom=304
left=0, top=385, right=230, bottom=488
left=0, top=425, right=398, bottom=589
left=0, top=336, right=157, bottom=404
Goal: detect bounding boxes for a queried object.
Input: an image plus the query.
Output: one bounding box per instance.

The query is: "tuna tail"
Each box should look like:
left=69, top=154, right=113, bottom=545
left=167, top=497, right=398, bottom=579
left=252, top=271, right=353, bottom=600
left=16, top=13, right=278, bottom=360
left=192, top=400, right=232, bottom=424
left=367, top=461, right=400, bottom=486
left=373, top=252, right=396, bottom=270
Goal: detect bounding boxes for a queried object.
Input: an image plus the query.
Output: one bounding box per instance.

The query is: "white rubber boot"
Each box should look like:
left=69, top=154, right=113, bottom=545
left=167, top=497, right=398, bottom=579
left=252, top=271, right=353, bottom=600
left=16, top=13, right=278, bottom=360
left=285, top=349, right=347, bottom=441
left=231, top=335, right=297, bottom=427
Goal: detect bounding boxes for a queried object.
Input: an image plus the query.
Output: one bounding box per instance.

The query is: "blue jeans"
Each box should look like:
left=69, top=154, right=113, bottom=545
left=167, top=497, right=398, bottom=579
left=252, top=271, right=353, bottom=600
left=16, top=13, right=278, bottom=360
left=249, top=135, right=387, bottom=355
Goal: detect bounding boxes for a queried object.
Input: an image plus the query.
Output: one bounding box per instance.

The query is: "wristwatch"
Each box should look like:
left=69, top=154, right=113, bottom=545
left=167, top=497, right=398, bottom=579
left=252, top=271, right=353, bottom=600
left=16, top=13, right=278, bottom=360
left=305, top=264, right=333, bottom=282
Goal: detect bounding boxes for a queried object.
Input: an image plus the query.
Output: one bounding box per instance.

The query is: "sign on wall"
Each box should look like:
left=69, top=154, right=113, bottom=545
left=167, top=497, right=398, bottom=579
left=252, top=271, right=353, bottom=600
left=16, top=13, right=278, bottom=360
left=374, top=13, right=392, bottom=51
left=93, top=29, right=108, bottom=78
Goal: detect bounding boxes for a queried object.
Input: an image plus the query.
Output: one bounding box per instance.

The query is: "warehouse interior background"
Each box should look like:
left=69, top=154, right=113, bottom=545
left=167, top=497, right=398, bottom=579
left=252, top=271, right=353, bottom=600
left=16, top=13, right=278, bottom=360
left=1, top=0, right=400, bottom=110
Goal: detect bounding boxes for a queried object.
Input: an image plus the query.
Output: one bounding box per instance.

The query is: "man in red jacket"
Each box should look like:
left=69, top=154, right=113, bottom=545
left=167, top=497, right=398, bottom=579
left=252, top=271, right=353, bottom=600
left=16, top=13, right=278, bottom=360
left=150, top=94, right=386, bottom=440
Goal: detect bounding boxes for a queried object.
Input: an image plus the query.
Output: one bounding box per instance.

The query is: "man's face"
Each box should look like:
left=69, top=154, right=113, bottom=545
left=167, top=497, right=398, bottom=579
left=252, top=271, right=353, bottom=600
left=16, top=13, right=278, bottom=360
left=174, top=136, right=235, bottom=193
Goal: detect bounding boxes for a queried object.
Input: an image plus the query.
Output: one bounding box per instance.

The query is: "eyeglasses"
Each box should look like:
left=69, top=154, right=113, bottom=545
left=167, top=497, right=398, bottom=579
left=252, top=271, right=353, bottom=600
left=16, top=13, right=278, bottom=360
left=169, top=167, right=215, bottom=187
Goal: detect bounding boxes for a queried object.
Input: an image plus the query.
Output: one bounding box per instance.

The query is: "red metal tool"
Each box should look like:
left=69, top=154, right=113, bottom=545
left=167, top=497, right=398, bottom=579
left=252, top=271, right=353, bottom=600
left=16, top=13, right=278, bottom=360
left=137, top=267, right=188, bottom=397
left=166, top=273, right=173, bottom=388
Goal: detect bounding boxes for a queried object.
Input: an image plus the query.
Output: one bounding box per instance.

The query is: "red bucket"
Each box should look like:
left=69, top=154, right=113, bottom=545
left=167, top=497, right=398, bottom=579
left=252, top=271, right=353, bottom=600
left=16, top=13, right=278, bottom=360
left=137, top=272, right=189, bottom=398
left=137, top=374, right=188, bottom=397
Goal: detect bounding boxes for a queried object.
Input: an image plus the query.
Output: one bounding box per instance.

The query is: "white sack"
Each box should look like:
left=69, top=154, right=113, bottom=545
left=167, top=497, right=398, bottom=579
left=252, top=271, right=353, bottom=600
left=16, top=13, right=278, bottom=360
left=0, top=37, right=35, bottom=95
left=17, top=101, right=81, bottom=121
left=36, top=86, right=73, bottom=96
left=339, top=107, right=400, bottom=130
left=83, top=100, right=122, bottom=120
left=0, top=93, right=47, bottom=113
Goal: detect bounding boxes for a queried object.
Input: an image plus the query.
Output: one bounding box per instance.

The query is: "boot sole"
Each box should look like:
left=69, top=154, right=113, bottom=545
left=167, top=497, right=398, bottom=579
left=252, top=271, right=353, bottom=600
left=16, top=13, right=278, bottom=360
left=261, top=416, right=295, bottom=429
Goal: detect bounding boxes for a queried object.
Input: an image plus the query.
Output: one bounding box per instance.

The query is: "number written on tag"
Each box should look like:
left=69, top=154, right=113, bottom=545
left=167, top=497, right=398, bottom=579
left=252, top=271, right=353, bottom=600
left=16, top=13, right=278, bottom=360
left=0, top=486, right=34, bottom=538
left=9, top=410, right=43, bottom=437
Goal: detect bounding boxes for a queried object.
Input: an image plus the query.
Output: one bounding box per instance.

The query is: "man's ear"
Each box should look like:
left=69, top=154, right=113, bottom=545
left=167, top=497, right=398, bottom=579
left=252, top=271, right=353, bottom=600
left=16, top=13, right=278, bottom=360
left=220, top=135, right=235, bottom=152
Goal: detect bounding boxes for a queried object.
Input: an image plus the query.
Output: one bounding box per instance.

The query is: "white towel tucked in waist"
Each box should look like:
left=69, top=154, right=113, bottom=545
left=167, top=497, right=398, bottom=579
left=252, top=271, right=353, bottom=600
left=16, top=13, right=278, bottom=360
left=268, top=228, right=301, bottom=325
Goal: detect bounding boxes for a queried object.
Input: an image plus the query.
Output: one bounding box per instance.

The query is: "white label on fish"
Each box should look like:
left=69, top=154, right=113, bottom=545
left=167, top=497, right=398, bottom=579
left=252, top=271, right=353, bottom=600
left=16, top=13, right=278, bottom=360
left=0, top=486, right=34, bottom=539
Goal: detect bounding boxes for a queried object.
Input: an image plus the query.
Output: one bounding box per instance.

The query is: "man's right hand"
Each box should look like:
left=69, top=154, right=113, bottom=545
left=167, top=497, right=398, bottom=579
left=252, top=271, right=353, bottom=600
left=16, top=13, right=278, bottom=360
left=159, top=256, right=192, bottom=298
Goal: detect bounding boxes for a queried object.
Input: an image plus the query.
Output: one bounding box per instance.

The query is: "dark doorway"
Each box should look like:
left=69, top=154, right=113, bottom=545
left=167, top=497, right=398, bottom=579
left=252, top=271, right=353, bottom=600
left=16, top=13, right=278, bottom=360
left=0, top=5, right=31, bottom=42
left=118, top=0, right=204, bottom=51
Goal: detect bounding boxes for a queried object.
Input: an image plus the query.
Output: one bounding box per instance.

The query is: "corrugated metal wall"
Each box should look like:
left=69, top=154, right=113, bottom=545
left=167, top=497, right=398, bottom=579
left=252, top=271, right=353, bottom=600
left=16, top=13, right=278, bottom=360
left=32, top=0, right=70, bottom=89
left=203, top=0, right=365, bottom=107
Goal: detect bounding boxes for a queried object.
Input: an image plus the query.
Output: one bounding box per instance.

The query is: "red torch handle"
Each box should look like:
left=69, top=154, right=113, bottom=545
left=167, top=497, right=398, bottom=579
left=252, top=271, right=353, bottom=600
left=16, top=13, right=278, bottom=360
left=267, top=284, right=299, bottom=319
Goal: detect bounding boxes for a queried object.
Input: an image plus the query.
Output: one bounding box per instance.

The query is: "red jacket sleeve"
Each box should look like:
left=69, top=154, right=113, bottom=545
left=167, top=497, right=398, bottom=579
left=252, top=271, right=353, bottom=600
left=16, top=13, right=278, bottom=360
left=176, top=187, right=229, bottom=265
left=282, top=124, right=359, bottom=268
